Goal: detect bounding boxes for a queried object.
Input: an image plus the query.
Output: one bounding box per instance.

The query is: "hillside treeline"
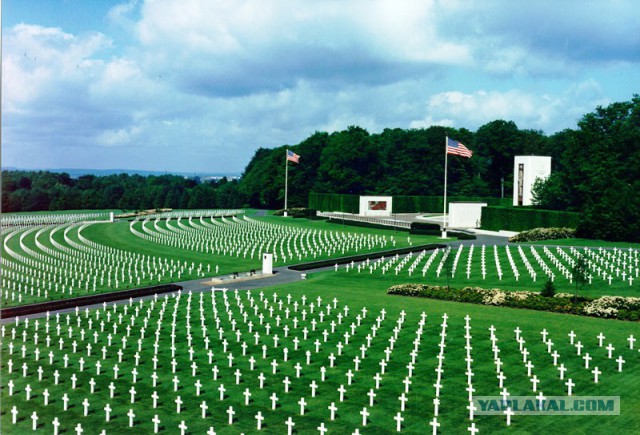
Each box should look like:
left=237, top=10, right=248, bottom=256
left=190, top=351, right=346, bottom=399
left=1, top=172, right=244, bottom=212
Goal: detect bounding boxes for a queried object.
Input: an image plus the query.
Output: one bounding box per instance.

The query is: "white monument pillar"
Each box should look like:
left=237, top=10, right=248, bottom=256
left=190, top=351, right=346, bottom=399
left=513, top=156, right=551, bottom=206
left=262, top=253, right=273, bottom=275
left=109, top=212, right=115, bottom=222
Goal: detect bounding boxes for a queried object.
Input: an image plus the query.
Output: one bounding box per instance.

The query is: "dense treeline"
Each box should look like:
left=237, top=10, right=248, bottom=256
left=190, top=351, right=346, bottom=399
left=240, top=122, right=560, bottom=208
left=532, top=95, right=640, bottom=241
left=1, top=172, right=245, bottom=212
left=3, top=96, right=638, bottom=241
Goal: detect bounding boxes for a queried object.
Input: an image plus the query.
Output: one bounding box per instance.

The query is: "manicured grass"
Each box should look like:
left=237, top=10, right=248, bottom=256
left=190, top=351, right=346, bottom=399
left=1, top=273, right=637, bottom=434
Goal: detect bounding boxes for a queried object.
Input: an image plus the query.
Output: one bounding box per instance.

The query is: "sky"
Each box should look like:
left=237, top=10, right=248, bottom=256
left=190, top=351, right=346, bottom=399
left=3, top=0, right=639, bottom=173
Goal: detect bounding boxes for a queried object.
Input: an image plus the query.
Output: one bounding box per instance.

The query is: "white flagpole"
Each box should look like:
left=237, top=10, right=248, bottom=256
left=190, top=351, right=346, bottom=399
left=442, top=136, right=448, bottom=238
left=284, top=149, right=289, bottom=217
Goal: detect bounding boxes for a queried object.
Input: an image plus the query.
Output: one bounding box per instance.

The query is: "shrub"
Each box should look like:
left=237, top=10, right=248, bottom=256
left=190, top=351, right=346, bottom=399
left=273, top=208, right=315, bottom=218
left=540, top=278, right=556, bottom=297
left=509, top=227, right=576, bottom=243
left=481, top=207, right=580, bottom=232
left=387, top=283, right=640, bottom=321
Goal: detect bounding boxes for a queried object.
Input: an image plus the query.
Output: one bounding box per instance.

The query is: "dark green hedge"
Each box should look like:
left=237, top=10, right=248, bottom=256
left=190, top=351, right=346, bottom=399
left=481, top=206, right=580, bottom=232
left=308, top=193, right=360, bottom=213
left=393, top=196, right=511, bottom=213
left=409, top=221, right=441, bottom=235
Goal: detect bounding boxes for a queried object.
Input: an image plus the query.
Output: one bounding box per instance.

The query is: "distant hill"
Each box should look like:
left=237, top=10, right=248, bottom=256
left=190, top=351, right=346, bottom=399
left=2, top=167, right=240, bottom=179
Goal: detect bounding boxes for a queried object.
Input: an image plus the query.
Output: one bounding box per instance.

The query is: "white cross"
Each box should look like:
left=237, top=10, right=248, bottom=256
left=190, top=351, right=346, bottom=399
left=244, top=388, right=252, bottom=405
left=318, top=422, right=328, bottom=434
left=605, top=343, right=615, bottom=359
left=179, top=420, right=188, bottom=435
left=360, top=407, right=370, bottom=426
left=558, top=364, right=567, bottom=380
left=285, top=417, right=295, bottom=435
left=504, top=407, right=515, bottom=426
left=200, top=400, right=209, bottom=418
left=254, top=411, right=264, bottom=430
left=152, top=415, right=161, bottom=433
left=104, top=404, right=112, bottom=422
left=31, top=411, right=38, bottom=430
left=592, top=367, right=601, bottom=383
left=597, top=332, right=606, bottom=347
left=52, top=417, right=61, bottom=435
left=175, top=396, right=183, bottom=413
left=468, top=422, right=479, bottom=434
left=270, top=393, right=279, bottom=410
left=565, top=378, right=575, bottom=396
left=298, top=397, right=307, bottom=415
left=568, top=330, right=576, bottom=344
left=467, top=402, right=477, bottom=420
left=127, top=409, right=135, bottom=427
left=338, top=384, right=347, bottom=401
left=628, top=335, right=636, bottom=350
left=616, top=355, right=625, bottom=372
left=429, top=417, right=440, bottom=434
left=227, top=406, right=236, bottom=424
left=328, top=402, right=338, bottom=420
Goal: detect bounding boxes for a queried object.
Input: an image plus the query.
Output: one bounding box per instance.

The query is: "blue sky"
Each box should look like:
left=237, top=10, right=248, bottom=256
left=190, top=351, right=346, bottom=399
left=3, top=0, right=639, bottom=173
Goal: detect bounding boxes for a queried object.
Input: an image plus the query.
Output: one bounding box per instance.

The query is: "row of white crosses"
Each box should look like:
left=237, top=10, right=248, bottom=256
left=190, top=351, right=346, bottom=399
left=337, top=244, right=639, bottom=290
left=1, top=221, right=206, bottom=305
left=3, top=287, right=637, bottom=433
left=573, top=246, right=639, bottom=286
left=1, top=212, right=109, bottom=228
left=130, top=213, right=388, bottom=264
left=428, top=313, right=449, bottom=434
left=1, top=287, right=439, bottom=434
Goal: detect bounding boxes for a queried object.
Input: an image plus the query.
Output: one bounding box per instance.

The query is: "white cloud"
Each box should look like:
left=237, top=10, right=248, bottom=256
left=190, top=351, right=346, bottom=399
left=412, top=81, right=610, bottom=133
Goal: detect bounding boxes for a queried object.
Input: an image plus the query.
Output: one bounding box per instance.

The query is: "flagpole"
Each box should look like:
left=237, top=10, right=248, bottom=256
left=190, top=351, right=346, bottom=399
left=284, top=149, right=289, bottom=217
left=442, top=136, right=448, bottom=238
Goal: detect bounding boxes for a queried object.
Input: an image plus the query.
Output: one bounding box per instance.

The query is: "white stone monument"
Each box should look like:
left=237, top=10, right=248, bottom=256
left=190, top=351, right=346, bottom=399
left=513, top=156, right=551, bottom=206
left=262, top=253, right=273, bottom=275
left=448, top=202, right=487, bottom=228
left=359, top=196, right=393, bottom=217
left=109, top=212, right=115, bottom=223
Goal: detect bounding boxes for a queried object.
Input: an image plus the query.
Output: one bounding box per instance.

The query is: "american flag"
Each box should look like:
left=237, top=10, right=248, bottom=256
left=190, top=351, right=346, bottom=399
left=447, top=138, right=473, bottom=158
left=287, top=150, right=300, bottom=163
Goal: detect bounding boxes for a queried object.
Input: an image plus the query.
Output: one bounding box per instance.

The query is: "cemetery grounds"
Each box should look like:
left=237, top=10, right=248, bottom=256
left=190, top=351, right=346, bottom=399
left=1, top=210, right=638, bottom=434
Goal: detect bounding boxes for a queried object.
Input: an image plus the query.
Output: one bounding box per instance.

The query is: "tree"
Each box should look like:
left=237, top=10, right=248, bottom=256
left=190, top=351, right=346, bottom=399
left=572, top=255, right=588, bottom=302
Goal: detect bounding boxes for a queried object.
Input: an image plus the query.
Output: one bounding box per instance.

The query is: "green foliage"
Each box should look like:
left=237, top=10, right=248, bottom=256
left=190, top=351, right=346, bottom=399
left=481, top=206, right=580, bottom=232
left=508, top=227, right=576, bottom=242
left=387, top=284, right=640, bottom=320
left=1, top=171, right=245, bottom=212
left=308, top=193, right=360, bottom=213
left=541, top=278, right=556, bottom=298
left=409, top=221, right=441, bottom=235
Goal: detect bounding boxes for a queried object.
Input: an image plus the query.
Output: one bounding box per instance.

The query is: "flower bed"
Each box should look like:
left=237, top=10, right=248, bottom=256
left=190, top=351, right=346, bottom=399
left=387, top=284, right=640, bottom=321
left=508, top=227, right=576, bottom=242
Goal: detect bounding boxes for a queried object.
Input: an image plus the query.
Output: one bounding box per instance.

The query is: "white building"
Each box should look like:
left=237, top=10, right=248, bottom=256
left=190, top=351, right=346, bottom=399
left=513, top=156, right=552, bottom=206
left=448, top=202, right=487, bottom=228
left=359, top=196, right=393, bottom=217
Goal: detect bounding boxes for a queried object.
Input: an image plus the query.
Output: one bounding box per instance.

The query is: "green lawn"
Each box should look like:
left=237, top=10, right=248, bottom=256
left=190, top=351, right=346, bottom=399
left=1, top=272, right=637, bottom=434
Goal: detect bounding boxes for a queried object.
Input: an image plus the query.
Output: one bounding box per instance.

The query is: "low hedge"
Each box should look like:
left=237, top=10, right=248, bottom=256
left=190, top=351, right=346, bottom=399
left=387, top=284, right=640, bottom=321
left=509, top=227, right=576, bottom=242
left=481, top=206, right=580, bottom=232
left=274, top=208, right=316, bottom=218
